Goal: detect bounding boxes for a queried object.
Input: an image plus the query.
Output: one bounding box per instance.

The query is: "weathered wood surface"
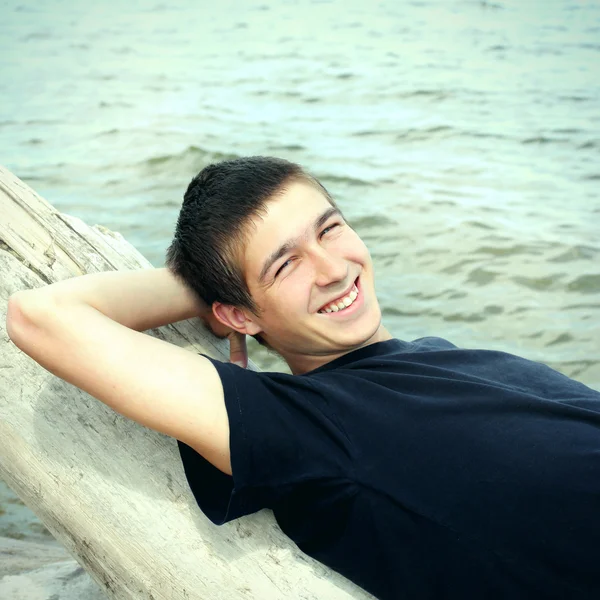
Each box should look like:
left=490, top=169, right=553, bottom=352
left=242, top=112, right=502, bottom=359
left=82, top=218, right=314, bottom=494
left=0, top=165, right=373, bottom=599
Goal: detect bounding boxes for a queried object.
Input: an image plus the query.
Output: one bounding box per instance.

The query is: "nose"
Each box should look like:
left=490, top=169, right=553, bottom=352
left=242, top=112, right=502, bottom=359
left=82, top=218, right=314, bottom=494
left=312, top=247, right=348, bottom=288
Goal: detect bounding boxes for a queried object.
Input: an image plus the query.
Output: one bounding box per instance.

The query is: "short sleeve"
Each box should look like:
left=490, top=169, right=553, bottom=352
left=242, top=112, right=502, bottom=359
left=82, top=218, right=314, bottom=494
left=177, top=357, right=354, bottom=525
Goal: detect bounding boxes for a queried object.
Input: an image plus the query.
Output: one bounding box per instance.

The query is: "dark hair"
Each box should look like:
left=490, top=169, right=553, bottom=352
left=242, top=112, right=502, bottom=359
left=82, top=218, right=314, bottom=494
left=166, top=156, right=334, bottom=313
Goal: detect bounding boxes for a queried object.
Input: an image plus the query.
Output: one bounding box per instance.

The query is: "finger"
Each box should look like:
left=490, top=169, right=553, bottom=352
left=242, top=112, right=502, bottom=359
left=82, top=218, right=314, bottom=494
left=229, top=332, right=248, bottom=369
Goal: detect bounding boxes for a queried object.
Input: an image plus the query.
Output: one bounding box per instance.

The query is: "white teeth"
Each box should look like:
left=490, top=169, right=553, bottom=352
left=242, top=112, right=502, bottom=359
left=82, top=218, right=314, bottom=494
left=319, top=283, right=359, bottom=314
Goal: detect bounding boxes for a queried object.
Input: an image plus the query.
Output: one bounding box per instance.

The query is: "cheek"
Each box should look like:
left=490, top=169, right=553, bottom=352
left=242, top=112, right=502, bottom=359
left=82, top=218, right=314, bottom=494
left=264, top=283, right=305, bottom=316
left=268, top=274, right=314, bottom=320
left=339, top=230, right=370, bottom=261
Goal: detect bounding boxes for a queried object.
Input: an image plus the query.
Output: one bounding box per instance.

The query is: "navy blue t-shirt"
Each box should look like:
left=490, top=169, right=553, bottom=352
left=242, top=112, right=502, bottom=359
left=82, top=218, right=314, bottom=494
left=178, top=337, right=600, bottom=599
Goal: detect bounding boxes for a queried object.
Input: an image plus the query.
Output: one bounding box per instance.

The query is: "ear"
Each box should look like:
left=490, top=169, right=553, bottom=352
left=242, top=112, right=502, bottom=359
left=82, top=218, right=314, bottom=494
left=212, top=302, right=262, bottom=336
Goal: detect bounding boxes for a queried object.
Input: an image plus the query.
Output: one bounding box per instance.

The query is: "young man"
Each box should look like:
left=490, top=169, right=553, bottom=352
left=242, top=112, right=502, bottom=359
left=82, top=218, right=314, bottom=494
left=6, top=157, right=600, bottom=600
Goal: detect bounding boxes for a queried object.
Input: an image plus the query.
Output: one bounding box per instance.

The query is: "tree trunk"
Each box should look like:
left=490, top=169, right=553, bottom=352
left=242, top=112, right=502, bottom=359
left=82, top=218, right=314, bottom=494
left=0, top=165, right=373, bottom=599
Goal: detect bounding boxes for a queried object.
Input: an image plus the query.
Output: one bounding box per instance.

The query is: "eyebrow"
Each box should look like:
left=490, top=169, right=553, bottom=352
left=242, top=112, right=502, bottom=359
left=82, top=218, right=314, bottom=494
left=258, top=206, right=342, bottom=284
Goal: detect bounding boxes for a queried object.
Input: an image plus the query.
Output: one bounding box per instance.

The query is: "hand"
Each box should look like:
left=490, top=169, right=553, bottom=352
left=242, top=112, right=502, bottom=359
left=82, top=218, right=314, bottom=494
left=227, top=330, right=248, bottom=369
left=200, top=311, right=248, bottom=369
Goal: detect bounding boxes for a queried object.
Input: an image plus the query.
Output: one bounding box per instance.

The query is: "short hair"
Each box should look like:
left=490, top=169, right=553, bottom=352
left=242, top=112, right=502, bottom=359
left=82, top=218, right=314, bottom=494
left=166, top=156, right=334, bottom=313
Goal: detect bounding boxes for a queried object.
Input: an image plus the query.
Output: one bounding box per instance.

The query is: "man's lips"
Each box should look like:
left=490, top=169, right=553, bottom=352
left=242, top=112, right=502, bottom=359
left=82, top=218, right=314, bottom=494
left=317, top=277, right=359, bottom=313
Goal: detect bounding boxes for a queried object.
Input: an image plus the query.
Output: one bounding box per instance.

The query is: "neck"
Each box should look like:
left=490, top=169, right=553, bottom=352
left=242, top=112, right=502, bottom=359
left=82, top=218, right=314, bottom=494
left=283, top=324, right=394, bottom=375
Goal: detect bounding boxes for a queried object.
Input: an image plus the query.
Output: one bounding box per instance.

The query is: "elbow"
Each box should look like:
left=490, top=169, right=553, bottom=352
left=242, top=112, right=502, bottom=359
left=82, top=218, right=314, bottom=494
left=6, top=291, right=52, bottom=348
left=6, top=292, right=27, bottom=344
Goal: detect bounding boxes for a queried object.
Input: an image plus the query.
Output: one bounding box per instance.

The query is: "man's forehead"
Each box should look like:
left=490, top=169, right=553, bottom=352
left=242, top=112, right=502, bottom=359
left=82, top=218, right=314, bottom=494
left=273, top=180, right=332, bottom=210
left=250, top=182, right=333, bottom=236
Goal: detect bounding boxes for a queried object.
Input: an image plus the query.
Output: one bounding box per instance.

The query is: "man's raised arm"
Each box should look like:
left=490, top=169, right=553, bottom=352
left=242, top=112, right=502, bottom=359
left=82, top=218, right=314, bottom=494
left=9, top=267, right=205, bottom=332
left=5, top=268, right=234, bottom=475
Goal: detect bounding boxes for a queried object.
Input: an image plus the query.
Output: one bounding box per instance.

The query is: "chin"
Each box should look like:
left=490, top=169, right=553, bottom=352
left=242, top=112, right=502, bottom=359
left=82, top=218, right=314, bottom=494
left=330, top=318, right=383, bottom=351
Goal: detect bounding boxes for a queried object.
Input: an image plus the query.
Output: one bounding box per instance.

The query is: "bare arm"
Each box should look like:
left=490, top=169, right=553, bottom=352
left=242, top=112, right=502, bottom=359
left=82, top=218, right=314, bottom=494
left=10, top=267, right=206, bottom=332
left=6, top=268, right=238, bottom=474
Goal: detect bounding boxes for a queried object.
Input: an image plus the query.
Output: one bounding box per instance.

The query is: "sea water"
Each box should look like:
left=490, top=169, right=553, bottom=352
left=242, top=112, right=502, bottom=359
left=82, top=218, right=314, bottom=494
left=1, top=0, right=598, bottom=541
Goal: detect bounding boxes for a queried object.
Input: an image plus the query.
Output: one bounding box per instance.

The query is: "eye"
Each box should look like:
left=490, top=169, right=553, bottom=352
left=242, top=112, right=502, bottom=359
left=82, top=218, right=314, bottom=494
left=274, top=258, right=293, bottom=278
left=320, top=222, right=341, bottom=238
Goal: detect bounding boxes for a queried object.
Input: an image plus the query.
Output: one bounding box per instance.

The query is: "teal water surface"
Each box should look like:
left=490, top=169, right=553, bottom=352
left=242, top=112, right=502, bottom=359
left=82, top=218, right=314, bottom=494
left=1, top=0, right=599, bottom=540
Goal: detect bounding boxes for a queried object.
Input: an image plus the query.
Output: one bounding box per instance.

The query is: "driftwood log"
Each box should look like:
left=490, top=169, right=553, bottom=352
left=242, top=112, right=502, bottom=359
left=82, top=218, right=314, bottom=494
left=0, top=165, right=373, bottom=599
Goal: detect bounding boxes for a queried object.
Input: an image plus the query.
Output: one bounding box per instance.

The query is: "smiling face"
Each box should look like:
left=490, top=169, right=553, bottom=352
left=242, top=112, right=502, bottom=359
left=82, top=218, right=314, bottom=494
left=229, top=180, right=390, bottom=373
